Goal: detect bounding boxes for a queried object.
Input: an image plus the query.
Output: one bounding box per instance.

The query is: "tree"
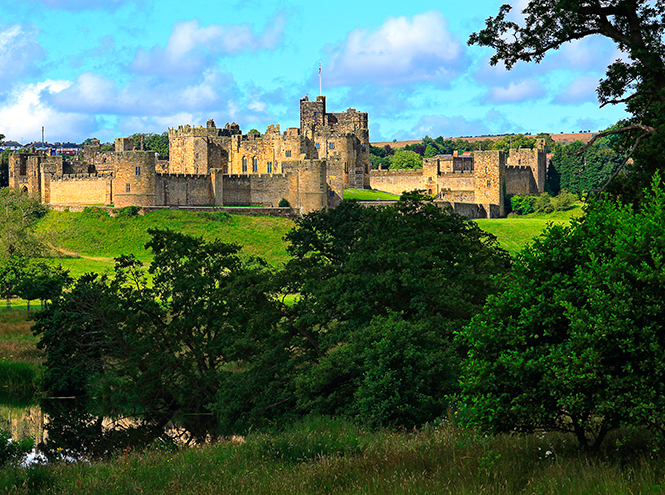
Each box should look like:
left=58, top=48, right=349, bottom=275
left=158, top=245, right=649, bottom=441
left=458, top=175, right=665, bottom=451
left=389, top=149, right=423, bottom=169
left=0, top=188, right=48, bottom=259
left=469, top=1, right=665, bottom=201
left=14, top=260, right=71, bottom=310
left=549, top=139, right=624, bottom=196
left=282, top=194, right=510, bottom=427
left=33, top=229, right=286, bottom=456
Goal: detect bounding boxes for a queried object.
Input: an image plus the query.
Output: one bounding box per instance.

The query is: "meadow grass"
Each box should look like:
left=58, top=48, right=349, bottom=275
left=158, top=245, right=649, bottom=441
left=3, top=417, right=665, bottom=494
left=36, top=209, right=294, bottom=268
left=475, top=207, right=584, bottom=255
left=343, top=189, right=401, bottom=200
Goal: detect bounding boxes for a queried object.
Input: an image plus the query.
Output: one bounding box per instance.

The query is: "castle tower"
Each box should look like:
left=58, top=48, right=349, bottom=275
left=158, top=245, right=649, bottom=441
left=300, top=95, right=327, bottom=138
left=113, top=138, right=156, bottom=207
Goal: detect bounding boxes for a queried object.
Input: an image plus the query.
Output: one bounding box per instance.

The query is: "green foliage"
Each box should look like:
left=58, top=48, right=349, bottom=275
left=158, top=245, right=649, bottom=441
left=388, top=149, right=422, bottom=169
left=115, top=206, right=141, bottom=218
left=0, top=188, right=48, bottom=259
left=278, top=198, right=290, bottom=208
left=0, top=429, right=33, bottom=467
left=459, top=175, right=665, bottom=451
left=549, top=139, right=624, bottom=196
left=128, top=132, right=169, bottom=156
left=33, top=229, right=286, bottom=456
left=282, top=193, right=510, bottom=427
left=509, top=195, right=536, bottom=215
left=248, top=129, right=261, bottom=137
left=0, top=361, right=38, bottom=403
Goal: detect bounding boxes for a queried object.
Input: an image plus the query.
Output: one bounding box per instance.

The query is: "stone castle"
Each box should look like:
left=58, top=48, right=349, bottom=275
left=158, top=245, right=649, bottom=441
left=6, top=96, right=544, bottom=217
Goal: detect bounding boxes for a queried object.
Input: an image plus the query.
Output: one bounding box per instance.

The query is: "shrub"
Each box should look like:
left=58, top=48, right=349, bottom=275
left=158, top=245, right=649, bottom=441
left=534, top=192, right=553, bottom=213
left=510, top=195, right=536, bottom=214
left=0, top=430, right=33, bottom=467
left=551, top=190, right=578, bottom=211
left=115, top=206, right=141, bottom=218
left=278, top=198, right=290, bottom=208
left=82, top=207, right=108, bottom=217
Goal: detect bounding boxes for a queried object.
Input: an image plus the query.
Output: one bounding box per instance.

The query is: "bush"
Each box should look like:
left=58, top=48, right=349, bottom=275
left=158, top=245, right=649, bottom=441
left=534, top=192, right=553, bottom=213
left=82, top=207, right=108, bottom=217
left=115, top=206, right=141, bottom=218
left=551, top=190, right=578, bottom=211
left=278, top=198, right=290, bottom=208
left=0, top=430, right=33, bottom=467
left=510, top=195, right=536, bottom=214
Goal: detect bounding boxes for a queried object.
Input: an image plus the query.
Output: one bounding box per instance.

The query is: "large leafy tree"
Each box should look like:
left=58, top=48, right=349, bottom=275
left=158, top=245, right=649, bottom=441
left=34, top=229, right=286, bottom=456
left=458, top=176, right=665, bottom=452
left=470, top=0, right=665, bottom=201
left=0, top=187, right=48, bottom=259
left=282, top=194, right=510, bottom=427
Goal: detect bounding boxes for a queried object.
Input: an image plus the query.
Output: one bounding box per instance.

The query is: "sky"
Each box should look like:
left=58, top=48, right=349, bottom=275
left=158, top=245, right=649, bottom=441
left=0, top=0, right=629, bottom=144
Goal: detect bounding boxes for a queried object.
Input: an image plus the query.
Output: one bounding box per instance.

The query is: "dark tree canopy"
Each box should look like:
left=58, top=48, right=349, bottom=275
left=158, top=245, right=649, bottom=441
left=470, top=1, right=665, bottom=200
left=458, top=176, right=665, bottom=451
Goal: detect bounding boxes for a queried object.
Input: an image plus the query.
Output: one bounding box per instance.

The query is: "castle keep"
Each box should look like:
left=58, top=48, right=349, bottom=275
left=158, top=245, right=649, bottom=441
left=7, top=96, right=544, bottom=218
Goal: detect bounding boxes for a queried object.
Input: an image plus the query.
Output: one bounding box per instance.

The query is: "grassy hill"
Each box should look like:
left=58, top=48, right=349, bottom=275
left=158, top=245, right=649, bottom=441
left=31, top=203, right=582, bottom=278
left=35, top=209, right=295, bottom=277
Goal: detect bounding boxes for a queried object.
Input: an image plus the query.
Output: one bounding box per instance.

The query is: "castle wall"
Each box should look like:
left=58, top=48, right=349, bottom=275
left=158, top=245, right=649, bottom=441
left=48, top=175, right=112, bottom=205
left=368, top=169, right=424, bottom=195
left=222, top=173, right=290, bottom=208
left=504, top=166, right=539, bottom=196
left=155, top=174, right=214, bottom=206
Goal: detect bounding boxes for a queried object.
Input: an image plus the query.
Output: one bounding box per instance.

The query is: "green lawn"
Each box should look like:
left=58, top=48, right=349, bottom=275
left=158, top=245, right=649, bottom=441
left=476, top=207, right=583, bottom=255
left=36, top=209, right=295, bottom=270
left=343, top=188, right=400, bottom=200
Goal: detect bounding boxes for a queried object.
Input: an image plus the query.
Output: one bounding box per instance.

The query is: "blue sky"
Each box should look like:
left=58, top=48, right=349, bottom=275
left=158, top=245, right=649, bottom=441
left=0, top=0, right=629, bottom=144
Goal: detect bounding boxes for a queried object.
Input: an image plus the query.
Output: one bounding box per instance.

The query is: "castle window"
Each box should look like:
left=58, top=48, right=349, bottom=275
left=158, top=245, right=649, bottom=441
left=126, top=183, right=131, bottom=193
left=361, top=144, right=366, bottom=152
left=315, top=143, right=320, bottom=149
left=487, top=180, right=491, bottom=188
left=518, top=159, right=522, bottom=166
left=242, top=157, right=247, bottom=173
left=328, top=142, right=335, bottom=149
left=267, top=162, right=272, bottom=173
left=485, top=166, right=488, bottom=174
left=135, top=166, right=141, bottom=176
left=252, top=157, right=258, bottom=173
left=285, top=150, right=291, bottom=157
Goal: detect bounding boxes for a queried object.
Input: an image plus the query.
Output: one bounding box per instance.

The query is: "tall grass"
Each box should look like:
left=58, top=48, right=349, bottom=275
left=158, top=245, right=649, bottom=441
left=3, top=418, right=665, bottom=494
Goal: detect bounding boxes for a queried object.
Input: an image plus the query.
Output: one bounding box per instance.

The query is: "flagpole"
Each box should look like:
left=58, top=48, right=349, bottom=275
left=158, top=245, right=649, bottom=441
left=319, top=62, right=322, bottom=96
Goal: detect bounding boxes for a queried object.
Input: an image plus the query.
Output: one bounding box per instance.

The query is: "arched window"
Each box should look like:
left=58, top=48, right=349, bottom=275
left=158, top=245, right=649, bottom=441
left=242, top=157, right=247, bottom=173
left=252, top=157, right=258, bottom=173
left=267, top=162, right=273, bottom=173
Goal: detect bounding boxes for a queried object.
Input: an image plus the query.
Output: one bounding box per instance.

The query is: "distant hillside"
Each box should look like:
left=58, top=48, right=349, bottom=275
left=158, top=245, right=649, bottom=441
left=372, top=132, right=599, bottom=149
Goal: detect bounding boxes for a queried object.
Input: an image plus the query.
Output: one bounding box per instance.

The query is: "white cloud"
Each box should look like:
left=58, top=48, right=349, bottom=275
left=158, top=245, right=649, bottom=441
left=0, top=80, right=96, bottom=142
left=0, top=24, right=44, bottom=90
left=324, top=11, right=465, bottom=87
left=483, top=79, right=545, bottom=104
left=131, top=13, right=286, bottom=77
left=554, top=75, right=600, bottom=105
left=45, top=69, right=239, bottom=116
